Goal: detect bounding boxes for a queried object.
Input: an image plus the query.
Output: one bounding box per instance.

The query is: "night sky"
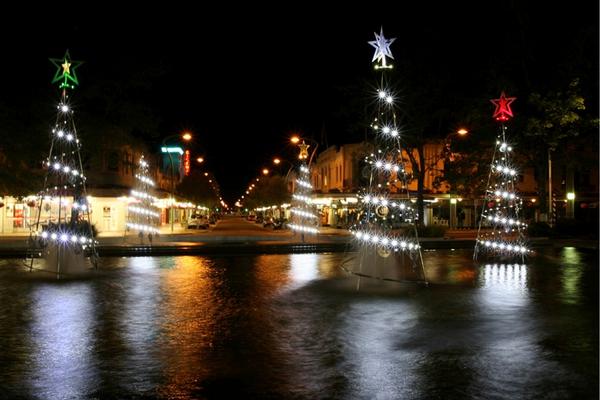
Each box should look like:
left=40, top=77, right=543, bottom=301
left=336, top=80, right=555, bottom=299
left=2, top=3, right=597, bottom=203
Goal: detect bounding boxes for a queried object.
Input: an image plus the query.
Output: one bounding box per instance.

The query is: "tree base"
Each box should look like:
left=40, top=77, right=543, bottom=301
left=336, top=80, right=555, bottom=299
left=342, top=244, right=427, bottom=284
left=39, top=243, right=93, bottom=277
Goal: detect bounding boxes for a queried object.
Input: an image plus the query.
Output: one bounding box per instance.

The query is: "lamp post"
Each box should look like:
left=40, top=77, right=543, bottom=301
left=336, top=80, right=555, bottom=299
left=161, top=132, right=192, bottom=232
left=444, top=128, right=468, bottom=228
left=547, top=147, right=554, bottom=226
left=566, top=192, right=575, bottom=219
left=273, top=157, right=297, bottom=188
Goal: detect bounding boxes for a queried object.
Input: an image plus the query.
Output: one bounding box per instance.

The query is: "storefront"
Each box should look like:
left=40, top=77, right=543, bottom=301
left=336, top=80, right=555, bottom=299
left=310, top=195, right=359, bottom=228
left=0, top=195, right=202, bottom=236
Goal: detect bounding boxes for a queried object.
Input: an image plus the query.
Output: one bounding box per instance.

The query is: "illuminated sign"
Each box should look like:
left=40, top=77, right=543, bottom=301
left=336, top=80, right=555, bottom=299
left=160, top=146, right=184, bottom=155
left=184, top=150, right=191, bottom=176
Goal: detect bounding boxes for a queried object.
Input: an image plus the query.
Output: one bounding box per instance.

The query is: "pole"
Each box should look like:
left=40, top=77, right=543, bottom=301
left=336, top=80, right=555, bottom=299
left=566, top=165, right=575, bottom=219
left=308, top=144, right=319, bottom=169
left=547, top=147, right=553, bottom=227
left=449, top=195, right=457, bottom=229
left=161, top=135, right=182, bottom=233
left=167, top=151, right=174, bottom=233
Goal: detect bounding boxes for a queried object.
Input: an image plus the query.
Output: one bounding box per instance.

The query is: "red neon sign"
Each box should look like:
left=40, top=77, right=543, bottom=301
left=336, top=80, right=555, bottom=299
left=184, top=150, right=191, bottom=176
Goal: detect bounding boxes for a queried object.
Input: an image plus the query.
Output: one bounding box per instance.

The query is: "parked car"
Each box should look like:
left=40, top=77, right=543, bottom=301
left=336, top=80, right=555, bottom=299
left=208, top=214, right=217, bottom=225
left=263, top=217, right=274, bottom=228
left=265, top=217, right=286, bottom=230
left=247, top=214, right=256, bottom=222
left=188, top=214, right=209, bottom=229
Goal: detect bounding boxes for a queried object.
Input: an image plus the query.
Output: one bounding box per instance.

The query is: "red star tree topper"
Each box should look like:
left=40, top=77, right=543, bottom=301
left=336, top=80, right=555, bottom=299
left=490, top=91, right=516, bottom=121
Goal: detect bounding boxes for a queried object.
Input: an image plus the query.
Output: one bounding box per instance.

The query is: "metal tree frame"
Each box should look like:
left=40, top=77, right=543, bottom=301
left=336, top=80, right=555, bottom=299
left=474, top=94, right=528, bottom=263
left=28, top=52, right=98, bottom=274
left=344, top=29, right=427, bottom=286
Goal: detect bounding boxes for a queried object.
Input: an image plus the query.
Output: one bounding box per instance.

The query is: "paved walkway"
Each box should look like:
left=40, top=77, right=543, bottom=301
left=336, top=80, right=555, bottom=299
left=0, top=217, right=595, bottom=255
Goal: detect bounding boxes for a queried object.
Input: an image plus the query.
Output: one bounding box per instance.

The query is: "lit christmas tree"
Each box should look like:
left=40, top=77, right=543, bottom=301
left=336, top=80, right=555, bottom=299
left=126, top=155, right=160, bottom=244
left=28, top=50, right=98, bottom=272
left=346, top=28, right=426, bottom=283
left=474, top=92, right=529, bottom=261
left=289, top=141, right=319, bottom=241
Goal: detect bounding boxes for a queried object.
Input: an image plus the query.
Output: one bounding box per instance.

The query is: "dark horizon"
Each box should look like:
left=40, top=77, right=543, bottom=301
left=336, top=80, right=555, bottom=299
left=1, top=3, right=597, bottom=204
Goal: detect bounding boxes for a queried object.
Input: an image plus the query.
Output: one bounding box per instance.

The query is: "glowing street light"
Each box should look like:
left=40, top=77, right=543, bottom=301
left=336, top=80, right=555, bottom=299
left=161, top=131, right=194, bottom=232
left=457, top=128, right=469, bottom=136
left=262, top=168, right=269, bottom=175
left=273, top=158, right=281, bottom=165
left=196, top=157, right=204, bottom=163
left=566, top=192, right=575, bottom=219
left=290, top=136, right=300, bottom=144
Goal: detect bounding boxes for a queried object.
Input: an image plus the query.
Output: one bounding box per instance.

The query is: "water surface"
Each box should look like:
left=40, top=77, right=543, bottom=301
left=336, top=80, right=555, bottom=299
left=0, top=248, right=596, bottom=399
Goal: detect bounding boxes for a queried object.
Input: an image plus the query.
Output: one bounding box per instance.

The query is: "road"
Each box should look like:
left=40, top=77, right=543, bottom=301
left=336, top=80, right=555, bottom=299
left=211, top=215, right=282, bottom=235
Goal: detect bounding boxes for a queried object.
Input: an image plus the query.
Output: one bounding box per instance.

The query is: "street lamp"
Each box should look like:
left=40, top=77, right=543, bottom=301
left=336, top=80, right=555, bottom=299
left=161, top=132, right=192, bottom=232
left=196, top=157, right=204, bottom=163
left=273, top=157, right=295, bottom=178
left=262, top=168, right=270, bottom=176
left=444, top=128, right=469, bottom=162
left=566, top=192, right=575, bottom=219
left=444, top=129, right=468, bottom=228
left=272, top=157, right=297, bottom=192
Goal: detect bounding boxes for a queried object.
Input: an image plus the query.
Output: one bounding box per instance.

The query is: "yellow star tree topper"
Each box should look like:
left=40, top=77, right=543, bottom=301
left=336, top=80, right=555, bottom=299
left=298, top=141, right=310, bottom=160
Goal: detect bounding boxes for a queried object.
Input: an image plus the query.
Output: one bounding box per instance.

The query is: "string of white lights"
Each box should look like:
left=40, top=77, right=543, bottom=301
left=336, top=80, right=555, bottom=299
left=370, top=159, right=403, bottom=173
left=289, top=224, right=319, bottom=234
left=477, top=239, right=529, bottom=254
left=40, top=231, right=93, bottom=244
left=352, top=230, right=420, bottom=251
left=292, top=194, right=312, bottom=204
left=46, top=161, right=82, bottom=178
left=126, top=222, right=160, bottom=234
left=131, top=190, right=158, bottom=202
left=290, top=208, right=318, bottom=218
left=492, top=164, right=517, bottom=176
left=483, top=214, right=526, bottom=227
left=71, top=202, right=88, bottom=211
left=489, top=189, right=518, bottom=200
left=128, top=206, right=160, bottom=218
left=135, top=174, right=155, bottom=186
left=361, top=195, right=413, bottom=210
left=296, top=179, right=312, bottom=189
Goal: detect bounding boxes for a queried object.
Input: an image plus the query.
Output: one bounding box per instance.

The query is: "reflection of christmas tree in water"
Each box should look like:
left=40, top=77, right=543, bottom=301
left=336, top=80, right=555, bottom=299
left=474, top=92, right=529, bottom=262
left=289, top=141, right=319, bottom=241
left=126, top=156, right=160, bottom=244
left=344, top=28, right=426, bottom=284
left=28, top=50, right=98, bottom=273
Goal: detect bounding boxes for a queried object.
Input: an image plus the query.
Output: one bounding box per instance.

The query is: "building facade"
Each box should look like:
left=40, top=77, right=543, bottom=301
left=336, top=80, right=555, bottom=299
left=0, top=137, right=203, bottom=235
left=305, top=141, right=598, bottom=228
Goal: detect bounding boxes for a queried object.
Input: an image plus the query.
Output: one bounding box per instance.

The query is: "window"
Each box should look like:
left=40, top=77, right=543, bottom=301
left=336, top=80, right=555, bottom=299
left=123, top=152, right=130, bottom=175
left=107, top=151, right=119, bottom=172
